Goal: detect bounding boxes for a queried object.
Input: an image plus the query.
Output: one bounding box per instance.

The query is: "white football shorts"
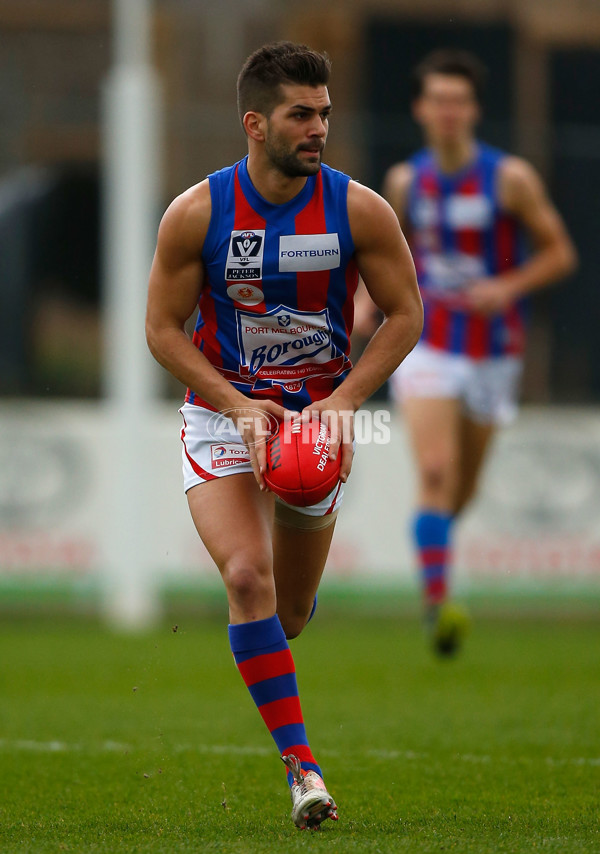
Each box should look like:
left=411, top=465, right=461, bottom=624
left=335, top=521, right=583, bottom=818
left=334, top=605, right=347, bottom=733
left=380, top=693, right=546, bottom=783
left=390, top=342, right=523, bottom=426
left=179, top=402, right=345, bottom=519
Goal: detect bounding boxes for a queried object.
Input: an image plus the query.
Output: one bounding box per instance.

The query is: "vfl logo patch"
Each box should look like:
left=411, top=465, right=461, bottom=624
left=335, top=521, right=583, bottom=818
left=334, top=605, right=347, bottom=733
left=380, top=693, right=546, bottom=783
left=226, top=229, right=265, bottom=281
left=279, top=233, right=340, bottom=272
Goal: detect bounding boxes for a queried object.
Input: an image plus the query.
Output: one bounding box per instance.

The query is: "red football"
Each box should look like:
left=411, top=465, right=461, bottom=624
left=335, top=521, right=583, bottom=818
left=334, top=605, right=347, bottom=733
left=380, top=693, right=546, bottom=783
left=265, top=418, right=341, bottom=507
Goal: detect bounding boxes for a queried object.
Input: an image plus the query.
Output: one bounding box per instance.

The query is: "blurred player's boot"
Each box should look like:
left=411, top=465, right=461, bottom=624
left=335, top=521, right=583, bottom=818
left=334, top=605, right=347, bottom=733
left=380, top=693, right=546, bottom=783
left=426, top=601, right=470, bottom=657
left=282, top=753, right=338, bottom=830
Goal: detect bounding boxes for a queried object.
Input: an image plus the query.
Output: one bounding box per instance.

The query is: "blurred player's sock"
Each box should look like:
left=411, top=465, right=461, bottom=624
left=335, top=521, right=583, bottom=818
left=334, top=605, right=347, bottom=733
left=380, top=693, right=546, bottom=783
left=413, top=509, right=453, bottom=607
left=413, top=511, right=470, bottom=655
left=228, top=615, right=322, bottom=786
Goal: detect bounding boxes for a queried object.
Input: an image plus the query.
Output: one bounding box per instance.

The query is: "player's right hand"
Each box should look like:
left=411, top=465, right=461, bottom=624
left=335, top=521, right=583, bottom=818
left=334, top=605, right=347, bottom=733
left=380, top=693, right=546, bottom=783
left=228, top=401, right=292, bottom=490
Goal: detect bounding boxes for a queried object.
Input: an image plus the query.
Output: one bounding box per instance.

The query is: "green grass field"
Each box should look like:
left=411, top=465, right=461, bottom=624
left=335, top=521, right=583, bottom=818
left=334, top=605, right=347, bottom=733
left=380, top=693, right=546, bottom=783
left=0, top=602, right=599, bottom=853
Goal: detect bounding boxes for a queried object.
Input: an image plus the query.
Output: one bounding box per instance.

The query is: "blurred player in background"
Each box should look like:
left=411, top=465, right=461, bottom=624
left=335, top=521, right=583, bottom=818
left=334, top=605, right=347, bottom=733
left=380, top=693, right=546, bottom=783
left=146, top=42, right=421, bottom=828
left=356, top=48, right=576, bottom=656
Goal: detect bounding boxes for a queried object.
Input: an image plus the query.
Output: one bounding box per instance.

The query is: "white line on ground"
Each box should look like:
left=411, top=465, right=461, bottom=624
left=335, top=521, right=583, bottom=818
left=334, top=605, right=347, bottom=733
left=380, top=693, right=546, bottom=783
left=0, top=739, right=598, bottom=768
left=0, top=739, right=129, bottom=753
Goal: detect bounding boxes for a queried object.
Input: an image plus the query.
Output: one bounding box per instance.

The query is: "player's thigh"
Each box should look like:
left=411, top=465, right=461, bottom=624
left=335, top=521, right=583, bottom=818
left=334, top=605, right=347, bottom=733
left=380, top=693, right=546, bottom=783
left=392, top=344, right=464, bottom=472
left=273, top=516, right=336, bottom=603
left=272, top=489, right=342, bottom=623
left=272, top=512, right=337, bottom=636
left=455, top=415, right=496, bottom=513
left=460, top=416, right=496, bottom=480
left=402, top=395, right=463, bottom=475
left=454, top=356, right=521, bottom=511
left=187, top=473, right=275, bottom=575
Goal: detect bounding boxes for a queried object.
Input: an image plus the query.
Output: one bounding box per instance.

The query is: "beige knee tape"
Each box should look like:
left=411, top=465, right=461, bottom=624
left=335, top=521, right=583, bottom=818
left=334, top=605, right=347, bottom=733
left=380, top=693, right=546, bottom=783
left=274, top=502, right=338, bottom=531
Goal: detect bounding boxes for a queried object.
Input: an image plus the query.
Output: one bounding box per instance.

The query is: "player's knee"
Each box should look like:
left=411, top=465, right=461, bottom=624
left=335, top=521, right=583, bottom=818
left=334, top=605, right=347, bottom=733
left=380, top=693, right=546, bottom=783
left=420, top=456, right=454, bottom=496
left=279, top=614, right=306, bottom=640
left=223, top=557, right=272, bottom=606
left=278, top=604, right=313, bottom=640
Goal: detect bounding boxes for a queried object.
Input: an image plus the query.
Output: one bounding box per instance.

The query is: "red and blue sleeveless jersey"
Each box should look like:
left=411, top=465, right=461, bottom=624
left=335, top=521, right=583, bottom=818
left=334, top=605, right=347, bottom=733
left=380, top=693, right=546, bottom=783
left=185, top=156, right=358, bottom=410
left=407, top=143, right=527, bottom=358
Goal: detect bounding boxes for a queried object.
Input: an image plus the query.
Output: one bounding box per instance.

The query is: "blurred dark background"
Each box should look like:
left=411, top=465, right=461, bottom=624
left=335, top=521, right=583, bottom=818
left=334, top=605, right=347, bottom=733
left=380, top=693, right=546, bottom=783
left=0, top=0, right=597, bottom=402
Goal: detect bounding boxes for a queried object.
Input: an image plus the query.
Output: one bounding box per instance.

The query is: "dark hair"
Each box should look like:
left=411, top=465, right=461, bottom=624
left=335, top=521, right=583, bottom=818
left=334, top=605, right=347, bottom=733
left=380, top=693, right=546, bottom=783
left=411, top=49, right=487, bottom=103
left=237, top=41, right=331, bottom=124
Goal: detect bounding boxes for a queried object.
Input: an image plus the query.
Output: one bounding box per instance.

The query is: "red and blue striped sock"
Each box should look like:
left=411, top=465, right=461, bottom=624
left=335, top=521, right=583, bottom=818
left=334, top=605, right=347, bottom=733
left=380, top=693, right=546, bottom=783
left=228, top=615, right=322, bottom=786
left=413, top=510, right=453, bottom=606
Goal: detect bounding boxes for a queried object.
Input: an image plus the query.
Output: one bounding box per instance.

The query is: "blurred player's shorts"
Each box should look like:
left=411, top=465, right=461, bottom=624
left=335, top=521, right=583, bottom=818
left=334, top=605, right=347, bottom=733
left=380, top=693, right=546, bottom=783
left=390, top=342, right=523, bottom=426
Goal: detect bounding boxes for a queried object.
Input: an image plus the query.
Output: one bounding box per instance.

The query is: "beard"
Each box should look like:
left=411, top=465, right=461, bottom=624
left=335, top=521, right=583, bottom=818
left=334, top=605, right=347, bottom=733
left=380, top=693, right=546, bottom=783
left=264, top=130, right=324, bottom=178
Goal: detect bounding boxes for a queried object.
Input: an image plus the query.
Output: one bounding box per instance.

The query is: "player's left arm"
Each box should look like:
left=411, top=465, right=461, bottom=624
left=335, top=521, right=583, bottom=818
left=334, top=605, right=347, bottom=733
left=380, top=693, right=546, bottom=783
left=344, top=181, right=423, bottom=406
left=302, top=182, right=423, bottom=480
left=466, top=156, right=578, bottom=314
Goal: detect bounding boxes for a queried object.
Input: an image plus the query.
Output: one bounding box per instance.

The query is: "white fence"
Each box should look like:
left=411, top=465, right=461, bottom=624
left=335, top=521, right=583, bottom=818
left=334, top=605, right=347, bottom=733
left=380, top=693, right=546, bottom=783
left=1, top=401, right=599, bottom=602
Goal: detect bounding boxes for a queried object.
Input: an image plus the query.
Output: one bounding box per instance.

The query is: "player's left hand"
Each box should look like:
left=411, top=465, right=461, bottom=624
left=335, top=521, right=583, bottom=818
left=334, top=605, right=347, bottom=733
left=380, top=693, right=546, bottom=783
left=296, top=396, right=355, bottom=483
left=464, top=278, right=518, bottom=315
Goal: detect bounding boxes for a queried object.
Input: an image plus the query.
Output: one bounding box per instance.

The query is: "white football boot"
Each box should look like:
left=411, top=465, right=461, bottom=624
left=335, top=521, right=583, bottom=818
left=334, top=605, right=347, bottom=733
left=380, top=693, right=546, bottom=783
left=282, top=753, right=338, bottom=830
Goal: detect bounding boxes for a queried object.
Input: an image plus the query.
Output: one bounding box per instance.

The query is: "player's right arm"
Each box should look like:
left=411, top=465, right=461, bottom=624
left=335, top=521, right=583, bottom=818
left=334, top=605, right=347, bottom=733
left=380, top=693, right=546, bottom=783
left=145, top=182, right=286, bottom=487
left=352, top=161, right=416, bottom=338
left=147, top=181, right=250, bottom=414
left=381, top=161, right=415, bottom=229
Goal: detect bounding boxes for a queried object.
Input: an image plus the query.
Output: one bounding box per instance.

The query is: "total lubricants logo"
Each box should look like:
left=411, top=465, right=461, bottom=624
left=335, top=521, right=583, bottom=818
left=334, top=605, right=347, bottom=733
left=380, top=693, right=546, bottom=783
left=210, top=442, right=252, bottom=469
